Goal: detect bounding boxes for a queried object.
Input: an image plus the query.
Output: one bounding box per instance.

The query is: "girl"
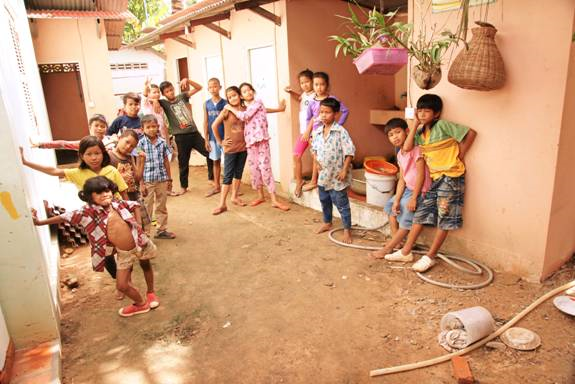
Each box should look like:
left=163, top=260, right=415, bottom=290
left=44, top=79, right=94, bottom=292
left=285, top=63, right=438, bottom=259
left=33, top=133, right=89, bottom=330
left=285, top=69, right=316, bottom=197
left=142, top=77, right=169, bottom=140
left=302, top=72, right=349, bottom=192
left=211, top=86, right=248, bottom=215
left=224, top=83, right=289, bottom=211
left=31, top=177, right=158, bottom=317
left=30, top=114, right=117, bottom=151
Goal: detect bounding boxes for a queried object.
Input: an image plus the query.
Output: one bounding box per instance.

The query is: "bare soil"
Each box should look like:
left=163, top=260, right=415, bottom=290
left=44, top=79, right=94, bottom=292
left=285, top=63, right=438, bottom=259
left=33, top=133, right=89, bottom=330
left=60, top=167, right=575, bottom=384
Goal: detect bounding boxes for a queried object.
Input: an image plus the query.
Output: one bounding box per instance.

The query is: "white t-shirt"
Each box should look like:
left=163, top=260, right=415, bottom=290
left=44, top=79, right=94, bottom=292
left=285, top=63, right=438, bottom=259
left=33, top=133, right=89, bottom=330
left=299, top=91, right=316, bottom=134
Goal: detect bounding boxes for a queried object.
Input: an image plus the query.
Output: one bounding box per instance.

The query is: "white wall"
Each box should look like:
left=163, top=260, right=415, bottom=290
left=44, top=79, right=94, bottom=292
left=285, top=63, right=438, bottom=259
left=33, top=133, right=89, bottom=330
left=0, top=0, right=60, bottom=348
left=0, top=306, right=8, bottom=369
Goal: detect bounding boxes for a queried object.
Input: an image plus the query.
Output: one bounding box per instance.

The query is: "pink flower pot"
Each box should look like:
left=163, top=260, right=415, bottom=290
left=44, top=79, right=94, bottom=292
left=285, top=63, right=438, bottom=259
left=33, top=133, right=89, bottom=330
left=353, top=47, right=408, bottom=75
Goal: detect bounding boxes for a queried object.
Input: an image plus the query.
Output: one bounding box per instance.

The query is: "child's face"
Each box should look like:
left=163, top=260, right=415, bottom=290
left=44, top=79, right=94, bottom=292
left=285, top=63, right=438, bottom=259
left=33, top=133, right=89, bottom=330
left=124, top=98, right=140, bottom=117
left=91, top=190, right=113, bottom=206
left=299, top=76, right=313, bottom=93
left=240, top=86, right=255, bottom=101
left=116, top=136, right=138, bottom=156
left=319, top=105, right=336, bottom=125
left=313, top=77, right=328, bottom=96
left=143, top=121, right=159, bottom=138
left=89, top=120, right=107, bottom=139
left=417, top=108, right=440, bottom=126
left=208, top=80, right=222, bottom=97
left=162, top=85, right=176, bottom=101
left=81, top=145, right=104, bottom=170
left=387, top=127, right=407, bottom=147
left=149, top=87, right=161, bottom=100
left=226, top=90, right=241, bottom=106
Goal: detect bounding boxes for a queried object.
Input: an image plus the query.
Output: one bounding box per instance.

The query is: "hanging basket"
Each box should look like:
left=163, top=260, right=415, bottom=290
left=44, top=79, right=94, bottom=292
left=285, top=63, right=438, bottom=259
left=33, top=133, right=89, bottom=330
left=413, top=65, right=442, bottom=90
left=353, top=47, right=408, bottom=75
left=448, top=22, right=506, bottom=91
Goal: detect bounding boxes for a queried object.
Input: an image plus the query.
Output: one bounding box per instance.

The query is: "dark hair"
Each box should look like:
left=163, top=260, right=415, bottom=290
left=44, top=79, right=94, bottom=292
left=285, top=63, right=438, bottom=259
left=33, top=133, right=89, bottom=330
left=208, top=78, right=221, bottom=85
left=122, top=92, right=141, bottom=105
left=298, top=69, right=313, bottom=80
left=225, top=86, right=243, bottom=106
left=140, top=114, right=158, bottom=128
left=416, top=94, right=443, bottom=114
left=313, top=71, right=330, bottom=86
left=78, top=136, right=110, bottom=169
left=319, top=97, right=340, bottom=113
left=150, top=84, right=159, bottom=89
left=159, top=81, right=173, bottom=94
left=78, top=176, right=118, bottom=204
left=384, top=118, right=408, bottom=134
left=88, top=114, right=108, bottom=127
left=239, top=82, right=255, bottom=94
left=119, top=128, right=139, bottom=142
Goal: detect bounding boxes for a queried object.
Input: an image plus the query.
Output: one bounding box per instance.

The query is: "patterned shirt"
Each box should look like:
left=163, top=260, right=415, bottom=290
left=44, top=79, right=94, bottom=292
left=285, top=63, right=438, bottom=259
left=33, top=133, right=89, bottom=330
left=311, top=122, right=355, bottom=191
left=159, top=93, right=199, bottom=135
left=137, top=135, right=170, bottom=183
left=60, top=199, right=148, bottom=272
left=235, top=99, right=270, bottom=147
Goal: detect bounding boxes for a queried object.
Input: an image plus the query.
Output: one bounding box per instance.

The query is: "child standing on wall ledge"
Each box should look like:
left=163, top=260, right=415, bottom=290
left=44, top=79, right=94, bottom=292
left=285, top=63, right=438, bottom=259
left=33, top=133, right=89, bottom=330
left=385, top=94, right=477, bottom=272
left=369, top=118, right=431, bottom=259
left=311, top=97, right=355, bottom=244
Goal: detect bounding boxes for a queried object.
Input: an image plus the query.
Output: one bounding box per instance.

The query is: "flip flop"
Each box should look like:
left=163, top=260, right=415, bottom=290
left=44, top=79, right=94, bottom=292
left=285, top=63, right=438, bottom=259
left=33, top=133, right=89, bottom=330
left=168, top=190, right=185, bottom=197
left=232, top=199, right=247, bottom=207
left=155, top=230, right=176, bottom=239
left=212, top=206, right=227, bottom=215
left=272, top=203, right=290, bottom=211
left=205, top=188, right=221, bottom=198
left=249, top=199, right=265, bottom=207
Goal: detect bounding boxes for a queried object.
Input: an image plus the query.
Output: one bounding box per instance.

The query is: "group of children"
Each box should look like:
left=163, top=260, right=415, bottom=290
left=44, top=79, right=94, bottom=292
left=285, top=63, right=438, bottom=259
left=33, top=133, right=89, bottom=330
left=21, top=68, right=476, bottom=318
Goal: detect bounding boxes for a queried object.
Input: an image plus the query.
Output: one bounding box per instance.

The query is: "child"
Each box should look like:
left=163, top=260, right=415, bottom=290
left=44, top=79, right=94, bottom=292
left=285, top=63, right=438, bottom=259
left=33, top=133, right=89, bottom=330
left=385, top=94, right=477, bottom=272
left=203, top=78, right=227, bottom=198
left=211, top=86, right=248, bottom=215
left=369, top=118, right=431, bottom=259
left=31, top=114, right=116, bottom=151
left=224, top=82, right=289, bottom=211
left=137, top=114, right=176, bottom=239
left=142, top=78, right=169, bottom=140
left=109, top=129, right=144, bottom=201
left=284, top=69, right=316, bottom=197
left=303, top=72, right=350, bottom=192
left=107, top=93, right=142, bottom=136
left=311, top=98, right=355, bottom=244
left=31, top=176, right=159, bottom=317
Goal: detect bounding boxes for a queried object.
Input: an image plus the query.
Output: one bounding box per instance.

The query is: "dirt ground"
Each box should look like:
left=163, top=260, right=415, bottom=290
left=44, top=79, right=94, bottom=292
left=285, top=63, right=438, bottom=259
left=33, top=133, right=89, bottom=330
left=59, top=167, right=575, bottom=384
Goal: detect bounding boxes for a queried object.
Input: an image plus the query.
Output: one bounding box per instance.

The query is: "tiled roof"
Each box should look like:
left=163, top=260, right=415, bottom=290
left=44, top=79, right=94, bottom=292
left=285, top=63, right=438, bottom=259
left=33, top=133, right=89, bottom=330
left=159, top=0, right=226, bottom=25
left=27, top=9, right=134, bottom=19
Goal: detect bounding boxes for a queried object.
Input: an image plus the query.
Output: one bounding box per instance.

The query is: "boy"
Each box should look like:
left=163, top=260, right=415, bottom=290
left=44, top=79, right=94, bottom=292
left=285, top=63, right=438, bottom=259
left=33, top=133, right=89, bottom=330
left=311, top=97, right=355, bottom=244
left=107, top=93, right=142, bottom=136
left=203, top=78, right=226, bottom=197
left=137, top=115, right=176, bottom=240
left=31, top=176, right=158, bottom=317
left=385, top=94, right=477, bottom=272
left=369, top=118, right=431, bottom=259
left=158, top=78, right=212, bottom=195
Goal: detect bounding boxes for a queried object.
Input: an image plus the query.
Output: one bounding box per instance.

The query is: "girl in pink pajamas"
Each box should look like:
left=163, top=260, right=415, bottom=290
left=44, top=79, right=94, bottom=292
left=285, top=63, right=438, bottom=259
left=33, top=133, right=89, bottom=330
left=224, top=82, right=290, bottom=211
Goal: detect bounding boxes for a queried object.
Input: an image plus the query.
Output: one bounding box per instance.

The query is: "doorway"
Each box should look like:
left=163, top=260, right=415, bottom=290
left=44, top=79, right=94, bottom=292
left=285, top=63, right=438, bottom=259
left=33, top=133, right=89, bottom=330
left=39, top=63, right=89, bottom=165
left=177, top=57, right=189, bottom=82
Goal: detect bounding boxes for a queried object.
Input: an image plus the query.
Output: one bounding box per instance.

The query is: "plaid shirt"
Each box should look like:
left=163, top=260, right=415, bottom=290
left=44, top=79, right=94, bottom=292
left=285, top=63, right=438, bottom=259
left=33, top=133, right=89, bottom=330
left=60, top=199, right=149, bottom=272
left=137, top=135, right=170, bottom=183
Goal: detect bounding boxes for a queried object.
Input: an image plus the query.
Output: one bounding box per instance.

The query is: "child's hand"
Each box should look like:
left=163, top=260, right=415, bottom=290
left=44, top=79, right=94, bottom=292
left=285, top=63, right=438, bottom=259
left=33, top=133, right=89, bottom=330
left=152, top=99, right=162, bottom=114
left=167, top=180, right=173, bottom=192
left=137, top=150, right=146, bottom=160
left=19, top=146, right=27, bottom=164
left=180, top=78, right=189, bottom=91
left=284, top=86, right=292, bottom=93
left=29, top=137, right=39, bottom=148
left=31, top=208, right=40, bottom=225
left=407, top=197, right=417, bottom=212
left=141, top=185, right=148, bottom=197
left=392, top=201, right=400, bottom=215
left=337, top=168, right=347, bottom=182
left=224, top=104, right=234, bottom=112
left=223, top=138, right=232, bottom=147
left=144, top=76, right=151, bottom=88
left=205, top=141, right=211, bottom=152
left=278, top=99, right=286, bottom=111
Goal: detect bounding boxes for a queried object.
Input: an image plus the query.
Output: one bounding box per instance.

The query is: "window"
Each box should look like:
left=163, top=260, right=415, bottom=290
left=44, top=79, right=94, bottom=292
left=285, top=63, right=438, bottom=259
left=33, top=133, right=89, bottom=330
left=110, top=63, right=149, bottom=71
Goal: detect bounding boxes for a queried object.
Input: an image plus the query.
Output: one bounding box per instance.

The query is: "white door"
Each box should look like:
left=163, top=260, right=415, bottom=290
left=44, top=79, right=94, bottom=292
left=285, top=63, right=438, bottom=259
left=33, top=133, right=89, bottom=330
left=248, top=45, right=280, bottom=180
left=204, top=55, right=225, bottom=90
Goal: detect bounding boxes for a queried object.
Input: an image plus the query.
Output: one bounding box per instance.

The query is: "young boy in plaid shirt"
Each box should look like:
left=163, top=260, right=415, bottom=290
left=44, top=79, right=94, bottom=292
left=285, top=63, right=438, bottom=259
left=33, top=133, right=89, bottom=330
left=137, top=114, right=176, bottom=239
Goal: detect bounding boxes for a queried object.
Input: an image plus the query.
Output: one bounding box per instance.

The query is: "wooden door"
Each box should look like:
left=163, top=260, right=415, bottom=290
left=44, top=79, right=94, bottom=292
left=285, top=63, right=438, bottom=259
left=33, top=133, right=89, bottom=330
left=39, top=63, right=89, bottom=165
left=177, top=57, right=188, bottom=81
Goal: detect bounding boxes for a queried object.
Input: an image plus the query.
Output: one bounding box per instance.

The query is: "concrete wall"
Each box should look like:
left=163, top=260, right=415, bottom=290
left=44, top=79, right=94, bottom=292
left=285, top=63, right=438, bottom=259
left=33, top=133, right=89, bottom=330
left=409, top=0, right=575, bottom=280
left=0, top=0, right=60, bottom=348
left=31, top=18, right=117, bottom=121
left=0, top=306, right=8, bottom=368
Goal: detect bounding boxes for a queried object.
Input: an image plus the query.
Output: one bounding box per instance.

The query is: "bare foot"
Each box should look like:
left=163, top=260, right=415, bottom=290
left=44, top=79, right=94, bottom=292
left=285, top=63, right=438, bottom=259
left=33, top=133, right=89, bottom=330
left=169, top=188, right=187, bottom=196
left=212, top=206, right=227, bottom=215
left=294, top=181, right=304, bottom=197
left=272, top=201, right=290, bottom=211
left=369, top=249, right=388, bottom=259
left=231, top=198, right=247, bottom=207
left=315, top=223, right=332, bottom=234
left=342, top=229, right=353, bottom=244
left=115, top=290, right=125, bottom=300
left=205, top=188, right=221, bottom=197
left=249, top=198, right=265, bottom=207
left=302, top=183, right=317, bottom=192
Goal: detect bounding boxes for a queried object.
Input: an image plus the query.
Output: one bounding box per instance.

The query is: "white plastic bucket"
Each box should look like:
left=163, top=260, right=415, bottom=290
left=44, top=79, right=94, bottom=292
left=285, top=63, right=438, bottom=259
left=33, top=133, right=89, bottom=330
left=364, top=170, right=396, bottom=207
left=440, top=306, right=495, bottom=347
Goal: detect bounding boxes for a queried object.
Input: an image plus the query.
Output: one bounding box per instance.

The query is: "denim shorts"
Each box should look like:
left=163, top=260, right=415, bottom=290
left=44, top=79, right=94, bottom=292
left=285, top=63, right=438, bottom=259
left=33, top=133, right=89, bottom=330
left=384, top=188, right=419, bottom=229
left=223, top=151, right=247, bottom=185
left=413, top=175, right=465, bottom=230
left=208, top=140, right=223, bottom=161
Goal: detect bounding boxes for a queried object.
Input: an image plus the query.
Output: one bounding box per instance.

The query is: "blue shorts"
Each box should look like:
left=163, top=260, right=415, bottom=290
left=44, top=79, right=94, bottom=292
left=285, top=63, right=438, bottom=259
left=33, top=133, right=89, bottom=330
left=208, top=140, right=222, bottom=161
left=413, top=175, right=465, bottom=230
left=384, top=188, right=418, bottom=229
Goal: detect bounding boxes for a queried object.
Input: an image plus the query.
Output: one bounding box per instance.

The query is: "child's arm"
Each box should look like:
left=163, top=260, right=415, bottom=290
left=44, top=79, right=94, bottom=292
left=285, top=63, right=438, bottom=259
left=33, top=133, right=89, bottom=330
left=180, top=78, right=203, bottom=98
left=225, top=100, right=261, bottom=122
left=407, top=160, right=425, bottom=212
left=212, top=110, right=226, bottom=146
left=337, top=99, right=350, bottom=125
left=203, top=103, right=211, bottom=152
left=31, top=138, right=81, bottom=151
left=31, top=208, right=65, bottom=226
left=119, top=190, right=129, bottom=200
left=402, top=118, right=420, bottom=152
left=458, top=128, right=477, bottom=161
left=393, top=171, right=406, bottom=214
left=106, top=117, right=122, bottom=136
left=265, top=99, right=287, bottom=114
left=20, top=147, right=65, bottom=177
left=163, top=144, right=172, bottom=192
left=284, top=86, right=302, bottom=101
left=143, top=77, right=150, bottom=97
left=337, top=155, right=353, bottom=181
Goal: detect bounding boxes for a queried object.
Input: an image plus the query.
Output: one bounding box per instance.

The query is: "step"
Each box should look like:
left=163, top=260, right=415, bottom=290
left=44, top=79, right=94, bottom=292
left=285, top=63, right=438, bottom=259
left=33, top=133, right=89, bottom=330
left=11, top=340, right=61, bottom=384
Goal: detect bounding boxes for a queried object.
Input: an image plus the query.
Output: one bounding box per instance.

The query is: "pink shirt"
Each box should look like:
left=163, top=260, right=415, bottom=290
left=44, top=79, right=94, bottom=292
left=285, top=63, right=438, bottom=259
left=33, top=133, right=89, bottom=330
left=235, top=99, right=269, bottom=147
left=398, top=146, right=431, bottom=193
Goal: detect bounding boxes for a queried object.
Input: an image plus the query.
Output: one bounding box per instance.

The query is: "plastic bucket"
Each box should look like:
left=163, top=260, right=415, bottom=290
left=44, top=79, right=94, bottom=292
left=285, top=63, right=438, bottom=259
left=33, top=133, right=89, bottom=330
left=364, top=158, right=398, bottom=176
left=364, top=170, right=396, bottom=207
left=440, top=306, right=495, bottom=347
